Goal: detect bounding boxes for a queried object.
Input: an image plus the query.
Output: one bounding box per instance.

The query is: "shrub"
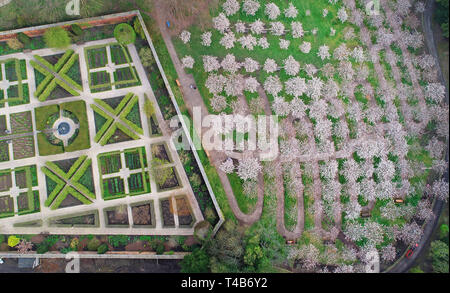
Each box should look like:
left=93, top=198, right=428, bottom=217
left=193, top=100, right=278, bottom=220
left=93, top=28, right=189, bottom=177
left=17, top=32, right=31, bottom=45
left=133, top=17, right=145, bottom=39
left=180, top=248, right=210, bottom=273
left=108, top=235, right=129, bottom=247
left=44, top=27, right=71, bottom=49
left=7, top=38, right=24, bottom=50
left=71, top=24, right=83, bottom=36
left=97, top=243, right=109, bottom=254
left=36, top=244, right=49, bottom=254
left=8, top=236, right=21, bottom=247
left=144, top=96, right=155, bottom=117
left=430, top=240, right=449, bottom=273
left=70, top=238, right=79, bottom=250
left=114, top=23, right=136, bottom=45
left=87, top=238, right=101, bottom=251
left=139, top=47, right=155, bottom=67
left=155, top=242, right=165, bottom=255
left=0, top=235, right=4, bottom=245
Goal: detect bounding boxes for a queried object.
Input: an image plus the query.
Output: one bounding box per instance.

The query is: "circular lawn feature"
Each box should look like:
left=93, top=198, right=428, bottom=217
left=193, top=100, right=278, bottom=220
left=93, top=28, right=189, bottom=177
left=57, top=122, right=71, bottom=135
left=114, top=23, right=136, bottom=45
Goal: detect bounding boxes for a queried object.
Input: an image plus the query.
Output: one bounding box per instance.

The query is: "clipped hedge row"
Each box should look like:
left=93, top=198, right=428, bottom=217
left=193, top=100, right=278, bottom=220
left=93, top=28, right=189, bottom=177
left=54, top=50, right=74, bottom=72
left=116, top=122, right=140, bottom=140
left=67, top=155, right=87, bottom=178
left=99, top=123, right=118, bottom=146
left=114, top=92, right=134, bottom=115
left=42, top=167, right=64, bottom=207
left=46, top=161, right=70, bottom=180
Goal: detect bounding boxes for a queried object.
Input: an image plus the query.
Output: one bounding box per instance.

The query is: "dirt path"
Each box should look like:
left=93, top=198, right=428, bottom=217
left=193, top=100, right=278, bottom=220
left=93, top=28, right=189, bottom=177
left=151, top=9, right=265, bottom=226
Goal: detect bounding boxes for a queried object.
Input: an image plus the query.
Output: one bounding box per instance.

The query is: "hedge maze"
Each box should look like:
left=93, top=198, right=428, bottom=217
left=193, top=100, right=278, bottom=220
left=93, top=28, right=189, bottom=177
left=91, top=92, right=143, bottom=146
left=0, top=58, right=30, bottom=107
left=42, top=155, right=95, bottom=210
left=30, top=49, right=82, bottom=101
left=85, top=43, right=140, bottom=93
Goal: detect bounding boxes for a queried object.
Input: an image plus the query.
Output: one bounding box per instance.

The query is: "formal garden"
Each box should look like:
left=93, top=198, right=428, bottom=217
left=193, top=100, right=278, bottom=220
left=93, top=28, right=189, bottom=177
left=0, top=10, right=223, bottom=256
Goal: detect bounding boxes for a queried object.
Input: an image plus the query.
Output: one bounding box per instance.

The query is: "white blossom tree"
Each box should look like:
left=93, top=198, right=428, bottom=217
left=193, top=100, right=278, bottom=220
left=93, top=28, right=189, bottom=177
left=425, top=83, right=446, bottom=103
left=242, top=0, right=260, bottom=16
left=272, top=96, right=290, bottom=116
left=222, top=0, right=240, bottom=16
left=201, top=31, right=212, bottom=47
left=291, top=21, right=304, bottom=38
left=279, top=39, right=290, bottom=50
left=180, top=30, right=191, bottom=44
left=221, top=54, right=241, bottom=73
left=224, top=74, right=245, bottom=97
left=318, top=45, right=331, bottom=60
left=203, top=55, right=221, bottom=72
left=396, top=0, right=411, bottom=16
left=258, top=37, right=270, bottom=49
left=220, top=157, right=235, bottom=173
left=415, top=1, right=426, bottom=14
left=285, top=77, right=307, bottom=98
left=290, top=97, right=307, bottom=119
left=244, top=77, right=260, bottom=93
left=380, top=244, right=396, bottom=263
left=238, top=35, right=258, bottom=50
left=270, top=21, right=285, bottom=36
left=237, top=157, right=262, bottom=180
left=283, top=55, right=300, bottom=76
left=213, top=13, right=230, bottom=33
left=263, top=58, right=278, bottom=73
left=337, top=7, right=348, bottom=23
left=250, top=19, right=265, bottom=34
left=299, top=41, right=311, bottom=54
left=205, top=73, right=226, bottom=94
left=211, top=95, right=228, bottom=112
left=284, top=3, right=298, bottom=18
left=264, top=75, right=283, bottom=96
left=243, top=57, right=260, bottom=73
left=181, top=55, right=194, bottom=69
left=220, top=31, right=236, bottom=49
left=306, top=77, right=324, bottom=100
left=265, top=2, right=281, bottom=20
left=333, top=43, right=349, bottom=61
left=235, top=21, right=247, bottom=33
left=432, top=179, right=449, bottom=202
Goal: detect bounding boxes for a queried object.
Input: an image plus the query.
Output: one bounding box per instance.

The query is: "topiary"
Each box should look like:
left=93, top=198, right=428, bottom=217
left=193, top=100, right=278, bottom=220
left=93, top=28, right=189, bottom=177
left=0, top=234, right=5, bottom=245
left=44, top=27, right=71, bottom=49
left=97, top=243, right=109, bottom=254
left=114, top=23, right=136, bottom=45
left=8, top=236, right=21, bottom=247
left=87, top=238, right=101, bottom=251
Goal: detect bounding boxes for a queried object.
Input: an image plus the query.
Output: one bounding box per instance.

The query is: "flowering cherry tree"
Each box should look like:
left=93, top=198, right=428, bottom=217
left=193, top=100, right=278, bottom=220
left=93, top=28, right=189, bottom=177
left=243, top=0, right=260, bottom=16
left=201, top=31, right=212, bottom=47
left=263, top=58, right=278, bottom=73
left=203, top=56, right=221, bottom=72
left=222, top=0, right=240, bottom=16
left=337, top=7, right=348, bottom=23
left=220, top=157, right=235, bottom=173
left=279, top=39, right=290, bottom=50
left=180, top=30, right=191, bottom=44
left=265, top=2, right=281, bottom=20
left=243, top=57, right=260, bottom=73
left=283, top=55, right=300, bottom=76
left=285, top=77, right=307, bottom=98
left=220, top=31, right=236, bottom=49
left=250, top=19, right=265, bottom=34
left=299, top=41, right=311, bottom=54
left=284, top=3, right=298, bottom=18
left=211, top=95, right=228, bottom=112
left=213, top=13, right=230, bottom=33
left=318, top=45, right=331, bottom=60
left=264, top=75, right=283, bottom=96
left=237, top=157, right=262, bottom=180
left=181, top=55, right=194, bottom=69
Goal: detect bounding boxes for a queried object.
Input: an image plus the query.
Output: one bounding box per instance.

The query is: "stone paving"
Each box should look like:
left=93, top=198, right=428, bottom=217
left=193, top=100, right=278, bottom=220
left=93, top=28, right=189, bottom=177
left=0, top=37, right=203, bottom=235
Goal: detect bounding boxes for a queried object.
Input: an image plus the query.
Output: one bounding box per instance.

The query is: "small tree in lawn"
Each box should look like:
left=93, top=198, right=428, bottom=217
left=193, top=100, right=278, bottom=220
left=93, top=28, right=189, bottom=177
left=44, top=27, right=71, bottom=49
left=114, top=23, right=136, bottom=45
